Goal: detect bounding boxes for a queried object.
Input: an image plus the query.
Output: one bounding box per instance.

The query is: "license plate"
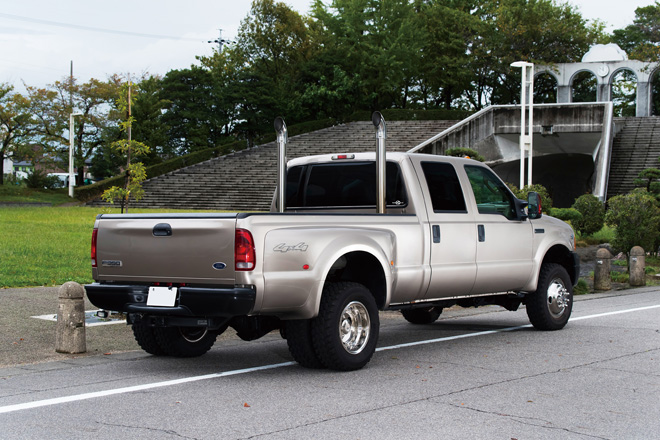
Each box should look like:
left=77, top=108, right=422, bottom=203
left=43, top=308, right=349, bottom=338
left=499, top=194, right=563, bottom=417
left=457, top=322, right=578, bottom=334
left=147, top=286, right=178, bottom=307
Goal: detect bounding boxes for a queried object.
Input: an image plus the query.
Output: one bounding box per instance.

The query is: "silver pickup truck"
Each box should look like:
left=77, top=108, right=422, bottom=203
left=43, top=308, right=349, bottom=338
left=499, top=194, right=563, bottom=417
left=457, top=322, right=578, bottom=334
left=86, top=115, right=579, bottom=371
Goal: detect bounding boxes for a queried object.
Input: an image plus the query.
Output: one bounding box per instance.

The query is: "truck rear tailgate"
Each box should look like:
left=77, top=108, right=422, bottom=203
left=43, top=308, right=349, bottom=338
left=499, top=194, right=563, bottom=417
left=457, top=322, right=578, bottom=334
left=93, top=213, right=237, bottom=285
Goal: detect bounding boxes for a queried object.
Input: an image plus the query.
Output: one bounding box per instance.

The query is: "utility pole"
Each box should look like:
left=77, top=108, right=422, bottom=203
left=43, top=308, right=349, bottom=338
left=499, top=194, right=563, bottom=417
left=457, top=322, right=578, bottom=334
left=208, top=29, right=230, bottom=52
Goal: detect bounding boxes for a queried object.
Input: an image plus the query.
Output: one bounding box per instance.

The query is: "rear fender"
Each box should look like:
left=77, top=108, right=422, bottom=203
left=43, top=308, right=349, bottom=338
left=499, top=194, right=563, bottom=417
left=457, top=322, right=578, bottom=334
left=260, top=227, right=394, bottom=319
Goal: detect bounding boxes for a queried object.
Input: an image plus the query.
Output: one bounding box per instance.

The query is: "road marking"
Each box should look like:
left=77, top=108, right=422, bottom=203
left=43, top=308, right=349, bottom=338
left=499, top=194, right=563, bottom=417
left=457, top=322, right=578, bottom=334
left=1, top=303, right=659, bottom=414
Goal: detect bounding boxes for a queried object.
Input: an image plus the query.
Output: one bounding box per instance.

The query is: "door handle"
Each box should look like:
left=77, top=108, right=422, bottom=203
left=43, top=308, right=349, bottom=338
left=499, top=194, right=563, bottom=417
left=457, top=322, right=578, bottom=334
left=432, top=225, right=441, bottom=243
left=478, top=224, right=485, bottom=242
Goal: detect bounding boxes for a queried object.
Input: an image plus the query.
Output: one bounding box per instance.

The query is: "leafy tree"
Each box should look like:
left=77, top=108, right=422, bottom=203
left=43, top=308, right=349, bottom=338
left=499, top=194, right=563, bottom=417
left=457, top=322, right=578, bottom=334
left=26, top=76, right=121, bottom=185
left=160, top=66, right=226, bottom=155
left=605, top=190, right=660, bottom=257
left=131, top=75, right=169, bottom=165
left=102, top=83, right=150, bottom=213
left=0, top=83, right=35, bottom=185
left=633, top=161, right=660, bottom=200
left=571, top=194, right=605, bottom=236
left=611, top=1, right=660, bottom=61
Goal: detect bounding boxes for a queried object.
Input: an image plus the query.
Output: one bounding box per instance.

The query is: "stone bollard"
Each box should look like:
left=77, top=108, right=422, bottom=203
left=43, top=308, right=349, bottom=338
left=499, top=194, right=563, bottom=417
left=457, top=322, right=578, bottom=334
left=594, top=248, right=612, bottom=291
left=55, top=282, right=86, bottom=354
left=629, top=246, right=646, bottom=287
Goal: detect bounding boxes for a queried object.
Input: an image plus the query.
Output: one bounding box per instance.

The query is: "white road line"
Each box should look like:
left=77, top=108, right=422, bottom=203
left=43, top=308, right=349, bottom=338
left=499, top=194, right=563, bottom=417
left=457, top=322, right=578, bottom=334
left=1, top=303, right=659, bottom=415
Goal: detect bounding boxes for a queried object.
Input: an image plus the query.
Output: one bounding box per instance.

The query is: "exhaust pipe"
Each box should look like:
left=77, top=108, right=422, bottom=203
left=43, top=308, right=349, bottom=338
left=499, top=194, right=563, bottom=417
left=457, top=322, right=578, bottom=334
left=274, top=117, right=287, bottom=213
left=372, top=111, right=387, bottom=214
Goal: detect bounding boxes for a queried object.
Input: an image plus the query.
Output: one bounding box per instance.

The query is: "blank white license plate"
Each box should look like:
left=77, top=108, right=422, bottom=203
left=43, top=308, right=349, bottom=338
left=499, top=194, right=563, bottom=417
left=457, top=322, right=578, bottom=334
left=147, top=286, right=178, bottom=307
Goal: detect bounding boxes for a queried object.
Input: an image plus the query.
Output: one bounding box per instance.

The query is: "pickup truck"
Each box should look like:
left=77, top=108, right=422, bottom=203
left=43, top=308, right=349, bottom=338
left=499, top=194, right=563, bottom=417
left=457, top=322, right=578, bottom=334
left=85, top=114, right=579, bottom=371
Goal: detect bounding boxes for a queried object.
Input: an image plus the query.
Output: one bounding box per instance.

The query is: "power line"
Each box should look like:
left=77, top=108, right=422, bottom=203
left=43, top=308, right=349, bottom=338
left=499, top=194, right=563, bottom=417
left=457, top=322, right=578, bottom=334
left=0, top=12, right=203, bottom=42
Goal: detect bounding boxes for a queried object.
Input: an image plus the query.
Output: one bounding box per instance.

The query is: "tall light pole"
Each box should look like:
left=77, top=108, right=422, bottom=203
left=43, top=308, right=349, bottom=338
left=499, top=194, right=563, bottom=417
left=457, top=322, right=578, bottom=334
left=69, top=112, right=83, bottom=198
left=511, top=61, right=534, bottom=188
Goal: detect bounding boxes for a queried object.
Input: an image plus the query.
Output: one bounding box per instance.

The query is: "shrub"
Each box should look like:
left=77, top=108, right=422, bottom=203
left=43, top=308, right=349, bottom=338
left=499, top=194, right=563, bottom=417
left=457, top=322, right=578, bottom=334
left=445, top=148, right=485, bottom=162
left=571, top=194, right=605, bottom=236
left=573, top=278, right=589, bottom=295
left=550, top=207, right=582, bottom=224
left=507, top=183, right=553, bottom=213
left=605, top=190, right=660, bottom=256
left=25, top=169, right=60, bottom=190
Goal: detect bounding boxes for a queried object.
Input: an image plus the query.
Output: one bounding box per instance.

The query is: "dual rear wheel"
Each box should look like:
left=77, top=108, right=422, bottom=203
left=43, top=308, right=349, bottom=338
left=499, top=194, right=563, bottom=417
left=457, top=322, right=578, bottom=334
left=132, top=323, right=220, bottom=357
left=286, top=282, right=380, bottom=371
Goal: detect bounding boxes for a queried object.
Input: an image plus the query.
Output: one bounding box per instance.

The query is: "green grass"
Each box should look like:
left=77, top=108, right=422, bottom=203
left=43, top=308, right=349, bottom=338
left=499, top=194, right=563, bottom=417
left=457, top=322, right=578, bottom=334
left=0, top=206, right=217, bottom=288
left=0, top=184, right=73, bottom=205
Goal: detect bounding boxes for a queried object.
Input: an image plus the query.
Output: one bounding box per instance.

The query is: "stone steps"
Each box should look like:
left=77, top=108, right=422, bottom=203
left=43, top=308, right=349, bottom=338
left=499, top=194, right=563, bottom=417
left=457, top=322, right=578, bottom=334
left=606, top=117, right=660, bottom=198
left=88, top=120, right=456, bottom=211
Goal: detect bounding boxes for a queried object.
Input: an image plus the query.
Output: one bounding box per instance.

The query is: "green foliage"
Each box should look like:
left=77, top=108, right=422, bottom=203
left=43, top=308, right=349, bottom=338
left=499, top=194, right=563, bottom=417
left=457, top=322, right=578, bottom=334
left=507, top=183, right=553, bottom=213
left=611, top=2, right=660, bottom=61
left=610, top=271, right=630, bottom=283
left=550, top=207, right=582, bottom=224
left=574, top=278, right=589, bottom=295
left=633, top=165, right=660, bottom=200
left=24, top=169, right=60, bottom=190
left=101, top=83, right=151, bottom=213
left=445, top=148, right=485, bottom=162
left=571, top=194, right=605, bottom=236
left=605, top=190, right=660, bottom=256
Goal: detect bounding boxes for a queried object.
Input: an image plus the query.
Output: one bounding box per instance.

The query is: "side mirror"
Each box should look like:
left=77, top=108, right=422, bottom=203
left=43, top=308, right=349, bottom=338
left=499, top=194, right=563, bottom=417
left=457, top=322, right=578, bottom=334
left=528, top=191, right=542, bottom=219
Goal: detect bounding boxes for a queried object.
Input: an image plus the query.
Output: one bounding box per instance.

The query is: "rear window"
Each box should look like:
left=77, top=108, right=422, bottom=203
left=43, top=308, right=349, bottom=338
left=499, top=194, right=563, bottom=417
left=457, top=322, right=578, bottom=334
left=286, top=161, right=408, bottom=209
left=421, top=162, right=467, bottom=213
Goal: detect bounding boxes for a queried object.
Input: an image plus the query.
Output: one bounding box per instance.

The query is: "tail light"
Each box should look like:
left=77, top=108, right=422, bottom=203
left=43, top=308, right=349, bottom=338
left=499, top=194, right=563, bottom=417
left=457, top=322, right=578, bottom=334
left=91, top=228, right=98, bottom=268
left=235, top=229, right=255, bottom=271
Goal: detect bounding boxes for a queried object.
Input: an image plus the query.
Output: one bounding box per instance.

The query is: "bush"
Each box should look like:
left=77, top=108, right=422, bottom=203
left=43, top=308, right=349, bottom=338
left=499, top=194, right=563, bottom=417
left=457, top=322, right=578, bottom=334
left=445, top=148, right=485, bottom=162
left=574, top=278, right=589, bottom=295
left=550, top=207, right=582, bottom=224
left=507, top=183, right=553, bottom=213
left=25, top=169, right=60, bottom=190
left=605, top=190, right=660, bottom=256
left=571, top=194, right=605, bottom=236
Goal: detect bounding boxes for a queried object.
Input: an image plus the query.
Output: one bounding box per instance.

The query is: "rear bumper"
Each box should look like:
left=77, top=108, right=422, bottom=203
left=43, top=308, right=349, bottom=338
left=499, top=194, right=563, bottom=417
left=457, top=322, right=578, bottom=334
left=85, top=283, right=256, bottom=317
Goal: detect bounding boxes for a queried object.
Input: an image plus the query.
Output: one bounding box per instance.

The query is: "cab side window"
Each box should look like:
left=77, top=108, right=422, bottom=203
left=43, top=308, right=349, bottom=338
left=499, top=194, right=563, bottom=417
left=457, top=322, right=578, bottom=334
left=421, top=162, right=467, bottom=213
left=464, top=165, right=516, bottom=220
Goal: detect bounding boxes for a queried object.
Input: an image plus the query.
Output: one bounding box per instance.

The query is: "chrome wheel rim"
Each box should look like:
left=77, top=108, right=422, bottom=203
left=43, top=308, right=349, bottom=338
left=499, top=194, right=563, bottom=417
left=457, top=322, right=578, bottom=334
left=179, top=327, right=208, bottom=343
left=547, top=278, right=570, bottom=318
left=339, top=301, right=370, bottom=354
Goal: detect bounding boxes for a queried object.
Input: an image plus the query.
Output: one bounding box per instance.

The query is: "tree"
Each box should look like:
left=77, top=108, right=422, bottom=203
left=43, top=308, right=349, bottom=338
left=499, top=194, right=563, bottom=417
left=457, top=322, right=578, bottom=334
left=605, top=190, right=660, bottom=257
left=0, top=83, right=35, bottom=185
left=160, top=66, right=226, bottom=154
left=633, top=161, right=660, bottom=199
left=612, top=1, right=660, bottom=61
left=26, top=76, right=121, bottom=185
left=102, top=83, right=150, bottom=213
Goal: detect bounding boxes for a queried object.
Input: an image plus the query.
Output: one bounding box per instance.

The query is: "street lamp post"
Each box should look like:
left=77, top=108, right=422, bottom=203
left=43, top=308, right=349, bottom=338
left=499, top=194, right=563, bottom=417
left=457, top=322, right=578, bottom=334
left=69, top=112, right=83, bottom=198
left=511, top=61, right=534, bottom=189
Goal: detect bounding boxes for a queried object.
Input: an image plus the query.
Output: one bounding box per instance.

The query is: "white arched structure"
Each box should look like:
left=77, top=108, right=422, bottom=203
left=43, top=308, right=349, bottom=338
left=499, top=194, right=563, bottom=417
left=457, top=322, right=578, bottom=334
left=536, top=44, right=658, bottom=117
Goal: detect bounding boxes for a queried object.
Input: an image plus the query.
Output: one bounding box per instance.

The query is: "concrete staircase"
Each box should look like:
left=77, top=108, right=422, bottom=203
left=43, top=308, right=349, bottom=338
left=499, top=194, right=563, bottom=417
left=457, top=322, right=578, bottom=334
left=90, top=120, right=456, bottom=211
left=607, top=117, right=660, bottom=199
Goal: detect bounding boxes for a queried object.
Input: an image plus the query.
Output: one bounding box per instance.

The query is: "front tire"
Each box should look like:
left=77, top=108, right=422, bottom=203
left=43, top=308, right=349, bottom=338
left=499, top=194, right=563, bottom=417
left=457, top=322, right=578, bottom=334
left=154, top=326, right=218, bottom=357
left=401, top=307, right=442, bottom=324
left=311, top=282, right=379, bottom=371
left=526, top=263, right=573, bottom=330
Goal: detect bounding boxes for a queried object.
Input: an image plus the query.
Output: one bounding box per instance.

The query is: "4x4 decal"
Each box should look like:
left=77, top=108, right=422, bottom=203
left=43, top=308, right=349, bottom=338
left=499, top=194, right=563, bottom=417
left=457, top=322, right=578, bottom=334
left=274, top=243, right=309, bottom=253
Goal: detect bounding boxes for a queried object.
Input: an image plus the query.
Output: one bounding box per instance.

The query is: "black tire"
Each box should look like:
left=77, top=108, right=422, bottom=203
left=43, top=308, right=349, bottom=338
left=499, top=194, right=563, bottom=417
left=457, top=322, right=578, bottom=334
left=401, top=307, right=442, bottom=324
left=285, top=320, right=325, bottom=369
left=132, top=322, right=166, bottom=356
left=154, top=326, right=218, bottom=357
left=526, top=263, right=573, bottom=330
left=311, top=282, right=379, bottom=371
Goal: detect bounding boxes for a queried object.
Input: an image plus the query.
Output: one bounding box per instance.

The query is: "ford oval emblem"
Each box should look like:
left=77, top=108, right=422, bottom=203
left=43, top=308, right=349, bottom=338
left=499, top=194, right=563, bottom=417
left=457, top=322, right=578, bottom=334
left=212, top=262, right=227, bottom=270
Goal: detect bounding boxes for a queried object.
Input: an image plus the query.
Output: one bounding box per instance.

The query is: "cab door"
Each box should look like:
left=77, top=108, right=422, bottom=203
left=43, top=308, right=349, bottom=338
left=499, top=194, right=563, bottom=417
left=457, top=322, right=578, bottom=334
left=463, top=164, right=534, bottom=294
left=411, top=157, right=477, bottom=299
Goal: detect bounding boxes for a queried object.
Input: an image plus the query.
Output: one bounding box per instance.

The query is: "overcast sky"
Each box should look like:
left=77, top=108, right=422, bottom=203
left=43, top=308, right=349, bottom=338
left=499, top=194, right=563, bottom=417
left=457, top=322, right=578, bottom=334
left=0, top=0, right=655, bottom=92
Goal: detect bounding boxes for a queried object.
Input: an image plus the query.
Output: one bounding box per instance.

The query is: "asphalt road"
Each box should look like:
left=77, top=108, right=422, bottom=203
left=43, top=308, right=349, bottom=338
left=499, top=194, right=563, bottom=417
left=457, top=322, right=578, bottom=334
left=0, top=287, right=659, bottom=439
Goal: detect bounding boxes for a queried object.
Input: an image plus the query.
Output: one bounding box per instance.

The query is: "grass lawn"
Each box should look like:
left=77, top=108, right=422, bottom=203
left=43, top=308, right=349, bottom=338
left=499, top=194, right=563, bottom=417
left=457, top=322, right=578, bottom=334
left=0, top=185, right=73, bottom=205
left=0, top=205, right=216, bottom=288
